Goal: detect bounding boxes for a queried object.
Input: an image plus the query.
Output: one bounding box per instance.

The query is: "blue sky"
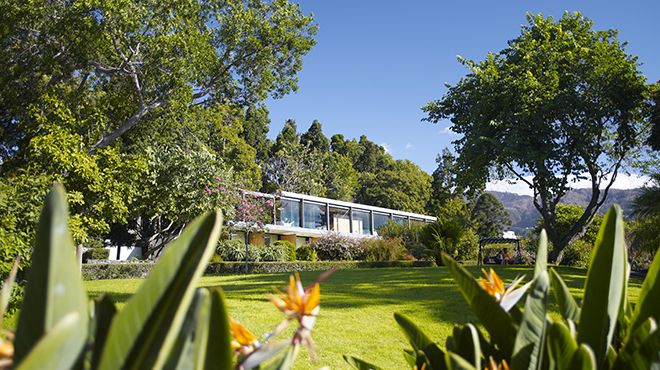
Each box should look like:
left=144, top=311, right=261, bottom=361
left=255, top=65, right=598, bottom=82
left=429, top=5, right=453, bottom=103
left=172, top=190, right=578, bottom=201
left=265, top=1, right=660, bottom=178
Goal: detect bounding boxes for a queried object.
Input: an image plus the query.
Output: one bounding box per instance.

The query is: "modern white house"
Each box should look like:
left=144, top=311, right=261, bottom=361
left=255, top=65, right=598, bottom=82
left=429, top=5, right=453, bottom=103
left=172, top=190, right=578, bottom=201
left=230, top=191, right=437, bottom=247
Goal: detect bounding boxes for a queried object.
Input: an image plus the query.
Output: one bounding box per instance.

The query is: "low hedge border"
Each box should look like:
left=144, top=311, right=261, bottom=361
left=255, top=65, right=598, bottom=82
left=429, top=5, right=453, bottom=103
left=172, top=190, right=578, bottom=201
left=82, top=260, right=436, bottom=280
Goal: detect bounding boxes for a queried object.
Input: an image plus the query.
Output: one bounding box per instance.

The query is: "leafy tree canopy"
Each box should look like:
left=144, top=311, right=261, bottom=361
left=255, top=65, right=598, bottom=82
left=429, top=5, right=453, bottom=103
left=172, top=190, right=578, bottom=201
left=423, top=12, right=650, bottom=262
left=471, top=193, right=512, bottom=238
left=300, top=120, right=330, bottom=153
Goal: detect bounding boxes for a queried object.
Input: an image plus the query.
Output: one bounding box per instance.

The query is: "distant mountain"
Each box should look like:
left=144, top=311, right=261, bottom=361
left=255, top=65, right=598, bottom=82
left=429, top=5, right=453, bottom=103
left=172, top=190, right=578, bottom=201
left=488, top=188, right=641, bottom=235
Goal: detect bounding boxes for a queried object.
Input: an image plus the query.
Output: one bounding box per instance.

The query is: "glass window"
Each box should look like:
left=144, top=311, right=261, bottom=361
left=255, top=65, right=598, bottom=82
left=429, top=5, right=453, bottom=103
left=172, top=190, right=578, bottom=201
left=303, top=202, right=327, bottom=229
left=373, top=213, right=390, bottom=235
left=277, top=198, right=300, bottom=227
left=352, top=209, right=371, bottom=235
left=392, top=215, right=408, bottom=226
left=329, top=206, right=350, bottom=233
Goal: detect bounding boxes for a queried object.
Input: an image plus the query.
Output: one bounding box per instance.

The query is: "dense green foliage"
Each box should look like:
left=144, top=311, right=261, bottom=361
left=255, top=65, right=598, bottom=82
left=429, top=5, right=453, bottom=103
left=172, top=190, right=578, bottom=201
left=423, top=12, right=651, bottom=263
left=0, top=0, right=318, bottom=276
left=470, top=193, right=511, bottom=238
left=346, top=205, right=660, bottom=370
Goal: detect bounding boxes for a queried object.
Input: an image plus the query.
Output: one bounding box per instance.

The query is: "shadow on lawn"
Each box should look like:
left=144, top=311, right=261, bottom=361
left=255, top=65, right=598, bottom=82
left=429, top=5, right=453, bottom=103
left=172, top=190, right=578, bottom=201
left=88, top=265, right=638, bottom=324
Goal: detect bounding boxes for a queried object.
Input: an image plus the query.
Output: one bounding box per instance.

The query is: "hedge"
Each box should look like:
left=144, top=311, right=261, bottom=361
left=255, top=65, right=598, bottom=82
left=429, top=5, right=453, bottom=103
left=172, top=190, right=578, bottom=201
left=81, top=260, right=436, bottom=280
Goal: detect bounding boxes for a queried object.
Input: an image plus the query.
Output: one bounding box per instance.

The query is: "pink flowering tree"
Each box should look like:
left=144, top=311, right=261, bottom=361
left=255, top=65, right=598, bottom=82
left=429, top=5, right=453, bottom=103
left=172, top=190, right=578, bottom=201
left=207, top=179, right=275, bottom=271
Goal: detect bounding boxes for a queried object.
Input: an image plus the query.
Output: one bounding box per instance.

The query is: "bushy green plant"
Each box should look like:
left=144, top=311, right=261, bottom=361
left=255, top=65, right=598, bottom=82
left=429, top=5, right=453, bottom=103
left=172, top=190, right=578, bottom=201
left=562, top=239, right=592, bottom=268
left=1, top=185, right=321, bottom=369
left=360, top=238, right=407, bottom=262
left=217, top=240, right=263, bottom=261
left=82, top=247, right=110, bottom=262
left=454, top=228, right=479, bottom=261
left=419, top=219, right=464, bottom=265
left=296, top=244, right=317, bottom=262
left=313, top=233, right=364, bottom=261
left=260, top=244, right=288, bottom=262
left=345, top=205, right=660, bottom=369
left=273, top=240, right=297, bottom=261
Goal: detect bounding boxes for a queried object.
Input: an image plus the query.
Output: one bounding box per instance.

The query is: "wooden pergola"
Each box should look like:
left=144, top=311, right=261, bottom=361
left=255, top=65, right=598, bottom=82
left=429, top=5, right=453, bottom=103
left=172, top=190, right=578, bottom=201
left=477, top=237, right=522, bottom=266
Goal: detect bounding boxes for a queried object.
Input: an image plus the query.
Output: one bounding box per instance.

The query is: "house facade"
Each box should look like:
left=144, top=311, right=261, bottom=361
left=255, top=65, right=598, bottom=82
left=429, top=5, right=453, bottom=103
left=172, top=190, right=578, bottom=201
left=231, top=191, right=437, bottom=247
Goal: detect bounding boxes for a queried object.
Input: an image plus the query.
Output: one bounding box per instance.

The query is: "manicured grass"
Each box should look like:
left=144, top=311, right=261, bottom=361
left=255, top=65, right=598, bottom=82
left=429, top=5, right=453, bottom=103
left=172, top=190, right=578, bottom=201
left=85, top=266, right=642, bottom=369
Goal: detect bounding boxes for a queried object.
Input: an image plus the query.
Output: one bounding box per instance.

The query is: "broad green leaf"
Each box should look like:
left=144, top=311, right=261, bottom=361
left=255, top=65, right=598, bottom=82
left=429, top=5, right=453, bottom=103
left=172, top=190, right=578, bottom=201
left=343, top=355, right=384, bottom=370
left=628, top=249, right=660, bottom=335
left=569, top=344, right=597, bottom=370
left=394, top=312, right=447, bottom=370
left=627, top=327, right=660, bottom=369
left=259, top=343, right=299, bottom=370
left=205, top=288, right=232, bottom=370
left=549, top=268, right=580, bottom=322
left=91, top=295, right=117, bottom=370
left=615, top=317, right=656, bottom=368
left=577, top=205, right=626, bottom=365
left=241, top=341, right=289, bottom=370
left=445, top=352, right=478, bottom=370
left=14, top=185, right=89, bottom=364
left=99, top=210, right=222, bottom=370
left=441, top=253, right=517, bottom=354
left=16, top=313, right=82, bottom=370
left=534, top=230, right=548, bottom=278
left=403, top=349, right=417, bottom=367
left=547, top=321, right=578, bottom=370
left=163, top=288, right=210, bottom=370
left=512, top=271, right=549, bottom=370
left=449, top=324, right=481, bottom=369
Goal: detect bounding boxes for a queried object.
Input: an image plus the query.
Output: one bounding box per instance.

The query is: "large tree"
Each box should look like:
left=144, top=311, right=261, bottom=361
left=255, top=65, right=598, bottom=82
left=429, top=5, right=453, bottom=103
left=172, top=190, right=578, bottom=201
left=0, top=0, right=316, bottom=161
left=300, top=120, right=330, bottom=153
left=423, top=12, right=649, bottom=262
left=470, top=193, right=511, bottom=238
left=0, top=0, right=316, bottom=269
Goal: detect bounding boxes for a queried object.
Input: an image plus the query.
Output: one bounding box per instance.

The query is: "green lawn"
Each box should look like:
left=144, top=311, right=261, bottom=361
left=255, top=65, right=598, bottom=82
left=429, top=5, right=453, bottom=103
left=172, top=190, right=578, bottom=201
left=84, top=266, right=642, bottom=369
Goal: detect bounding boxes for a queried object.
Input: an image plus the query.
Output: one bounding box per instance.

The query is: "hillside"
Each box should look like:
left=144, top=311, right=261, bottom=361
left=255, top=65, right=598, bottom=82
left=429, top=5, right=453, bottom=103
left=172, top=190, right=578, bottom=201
left=488, top=188, right=641, bottom=235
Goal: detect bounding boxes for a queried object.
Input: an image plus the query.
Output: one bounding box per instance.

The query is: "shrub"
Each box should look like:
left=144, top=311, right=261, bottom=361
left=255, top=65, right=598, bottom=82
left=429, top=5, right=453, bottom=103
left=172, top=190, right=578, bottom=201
left=561, top=239, right=592, bottom=268
left=216, top=239, right=245, bottom=261
left=82, top=247, right=110, bottom=262
left=217, top=240, right=263, bottom=261
left=345, top=205, right=660, bottom=370
left=312, top=233, right=364, bottom=261
left=454, top=228, right=479, bottom=261
left=272, top=240, right=296, bottom=261
left=260, top=243, right=287, bottom=262
left=296, top=244, right=317, bottom=261
left=360, top=237, right=407, bottom=262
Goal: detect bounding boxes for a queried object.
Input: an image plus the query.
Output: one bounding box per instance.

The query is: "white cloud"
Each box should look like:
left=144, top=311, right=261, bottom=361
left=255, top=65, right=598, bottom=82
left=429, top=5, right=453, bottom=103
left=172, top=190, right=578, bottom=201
left=438, top=126, right=459, bottom=135
left=486, top=173, right=650, bottom=196
left=405, top=143, right=414, bottom=150
left=380, top=142, right=391, bottom=154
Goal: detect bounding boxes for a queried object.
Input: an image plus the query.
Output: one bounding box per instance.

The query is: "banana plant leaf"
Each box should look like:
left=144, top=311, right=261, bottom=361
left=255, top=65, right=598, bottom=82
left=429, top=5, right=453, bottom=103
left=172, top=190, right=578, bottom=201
left=549, top=268, right=581, bottom=322
left=14, top=185, right=89, bottom=365
left=569, top=344, right=596, bottom=369
left=163, top=288, right=210, bottom=370
left=446, top=324, right=481, bottom=369
left=628, top=249, right=660, bottom=336
left=512, top=271, right=550, bottom=370
left=343, top=355, right=384, bottom=370
left=16, top=312, right=82, bottom=370
left=98, top=211, right=222, bottom=370
left=577, top=205, right=627, bottom=366
left=445, top=352, right=478, bottom=370
left=394, top=313, right=447, bottom=370
left=205, top=288, right=232, bottom=370
left=91, top=295, right=117, bottom=370
left=547, top=321, right=578, bottom=370
left=441, top=253, right=517, bottom=354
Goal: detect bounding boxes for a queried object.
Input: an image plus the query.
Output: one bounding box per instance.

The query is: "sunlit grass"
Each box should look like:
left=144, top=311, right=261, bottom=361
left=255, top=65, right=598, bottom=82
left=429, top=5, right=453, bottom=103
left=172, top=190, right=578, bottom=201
left=84, top=266, right=641, bottom=369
